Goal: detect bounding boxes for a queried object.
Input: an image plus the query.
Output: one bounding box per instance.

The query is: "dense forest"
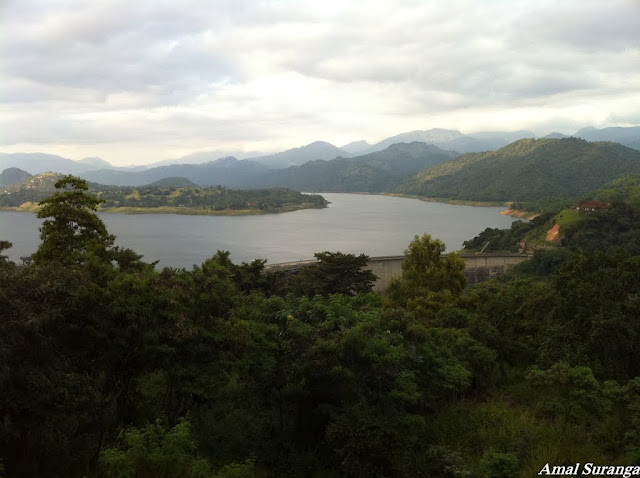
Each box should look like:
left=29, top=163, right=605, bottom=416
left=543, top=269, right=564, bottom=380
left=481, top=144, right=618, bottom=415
left=466, top=174, right=640, bottom=255
left=395, top=138, right=640, bottom=204
left=0, top=173, right=328, bottom=214
left=2, top=175, right=640, bottom=477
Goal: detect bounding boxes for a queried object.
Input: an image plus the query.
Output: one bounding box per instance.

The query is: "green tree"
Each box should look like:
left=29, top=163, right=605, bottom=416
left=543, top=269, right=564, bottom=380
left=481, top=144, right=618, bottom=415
left=288, top=251, right=377, bottom=297
left=0, top=240, right=13, bottom=266
left=32, top=175, right=114, bottom=264
left=385, top=234, right=466, bottom=318
left=99, top=419, right=215, bottom=478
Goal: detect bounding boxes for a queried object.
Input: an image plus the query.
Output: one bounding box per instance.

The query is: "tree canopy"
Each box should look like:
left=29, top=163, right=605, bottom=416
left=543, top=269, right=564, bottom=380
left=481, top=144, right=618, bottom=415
left=32, top=175, right=114, bottom=264
left=385, top=234, right=466, bottom=317
left=3, top=180, right=640, bottom=476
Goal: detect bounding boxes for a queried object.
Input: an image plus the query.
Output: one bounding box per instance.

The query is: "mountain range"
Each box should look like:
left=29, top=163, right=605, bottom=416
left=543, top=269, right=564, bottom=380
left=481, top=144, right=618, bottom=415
left=4, top=126, right=637, bottom=180
left=4, top=135, right=640, bottom=208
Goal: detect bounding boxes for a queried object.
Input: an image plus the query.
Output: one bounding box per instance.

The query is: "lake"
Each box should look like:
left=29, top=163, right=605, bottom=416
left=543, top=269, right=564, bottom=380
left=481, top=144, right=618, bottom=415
left=0, top=193, right=522, bottom=268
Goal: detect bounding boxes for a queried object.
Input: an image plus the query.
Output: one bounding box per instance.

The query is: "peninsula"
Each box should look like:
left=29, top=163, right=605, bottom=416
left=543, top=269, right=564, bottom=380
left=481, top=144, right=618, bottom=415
left=0, top=172, right=329, bottom=215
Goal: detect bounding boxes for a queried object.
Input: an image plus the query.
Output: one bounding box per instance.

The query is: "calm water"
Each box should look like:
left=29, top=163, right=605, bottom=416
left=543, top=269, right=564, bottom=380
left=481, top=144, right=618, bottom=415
left=0, top=193, right=521, bottom=268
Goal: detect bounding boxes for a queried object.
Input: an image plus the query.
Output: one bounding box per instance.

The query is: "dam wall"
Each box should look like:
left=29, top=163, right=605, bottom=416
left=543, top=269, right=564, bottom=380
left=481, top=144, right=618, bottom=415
left=265, top=253, right=532, bottom=293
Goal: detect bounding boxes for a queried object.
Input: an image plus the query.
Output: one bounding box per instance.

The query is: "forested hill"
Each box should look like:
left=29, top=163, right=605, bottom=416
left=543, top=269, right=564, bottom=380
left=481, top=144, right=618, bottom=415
left=260, top=142, right=458, bottom=192
left=0, top=173, right=328, bottom=214
left=0, top=167, right=32, bottom=186
left=395, top=137, right=640, bottom=202
left=79, top=141, right=458, bottom=190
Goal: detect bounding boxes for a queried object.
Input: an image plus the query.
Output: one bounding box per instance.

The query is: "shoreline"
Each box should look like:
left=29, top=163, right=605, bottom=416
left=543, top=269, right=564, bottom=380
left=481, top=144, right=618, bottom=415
left=0, top=203, right=327, bottom=216
left=498, top=208, right=539, bottom=220
left=330, top=191, right=507, bottom=208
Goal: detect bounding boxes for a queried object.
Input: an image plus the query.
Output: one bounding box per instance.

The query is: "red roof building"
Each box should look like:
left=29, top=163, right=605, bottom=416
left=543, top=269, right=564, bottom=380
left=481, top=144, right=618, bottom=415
left=576, top=201, right=610, bottom=211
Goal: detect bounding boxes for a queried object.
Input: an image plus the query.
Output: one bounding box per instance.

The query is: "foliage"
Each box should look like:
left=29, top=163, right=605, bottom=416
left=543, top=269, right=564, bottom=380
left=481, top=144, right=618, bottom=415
left=0, top=173, right=328, bottom=213
left=462, top=213, right=554, bottom=252
left=5, top=181, right=640, bottom=476
left=285, top=251, right=377, bottom=296
left=32, top=175, right=114, bottom=264
left=99, top=419, right=214, bottom=478
left=539, top=250, right=640, bottom=380
left=0, top=240, right=12, bottom=266
left=385, top=234, right=466, bottom=318
left=396, top=137, right=640, bottom=202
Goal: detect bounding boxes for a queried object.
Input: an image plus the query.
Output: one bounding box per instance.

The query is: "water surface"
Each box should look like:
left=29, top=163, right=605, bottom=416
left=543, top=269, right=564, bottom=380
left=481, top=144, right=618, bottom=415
left=0, top=193, right=521, bottom=268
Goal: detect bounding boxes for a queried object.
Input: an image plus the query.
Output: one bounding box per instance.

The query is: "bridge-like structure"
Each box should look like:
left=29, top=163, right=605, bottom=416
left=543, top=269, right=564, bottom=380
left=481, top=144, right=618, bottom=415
left=264, top=253, right=533, bottom=292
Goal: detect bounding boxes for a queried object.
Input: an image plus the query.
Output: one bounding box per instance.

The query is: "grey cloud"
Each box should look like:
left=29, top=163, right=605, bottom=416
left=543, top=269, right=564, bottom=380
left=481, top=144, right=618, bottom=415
left=1, top=0, right=638, bottom=160
left=510, top=0, right=640, bottom=52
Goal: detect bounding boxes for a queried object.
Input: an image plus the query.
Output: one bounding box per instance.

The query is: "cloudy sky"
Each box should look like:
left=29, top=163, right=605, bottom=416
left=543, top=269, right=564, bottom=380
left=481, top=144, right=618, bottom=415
left=1, top=0, right=639, bottom=165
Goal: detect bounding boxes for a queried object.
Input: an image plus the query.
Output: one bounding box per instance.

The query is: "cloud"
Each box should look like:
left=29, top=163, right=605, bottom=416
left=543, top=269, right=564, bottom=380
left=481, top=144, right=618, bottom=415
left=1, top=0, right=639, bottom=164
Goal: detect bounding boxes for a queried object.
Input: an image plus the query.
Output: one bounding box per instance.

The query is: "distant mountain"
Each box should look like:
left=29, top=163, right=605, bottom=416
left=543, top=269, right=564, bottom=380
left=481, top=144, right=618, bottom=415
left=340, top=140, right=372, bottom=155
left=574, top=126, right=640, bottom=150
left=435, top=136, right=504, bottom=153
left=260, top=142, right=458, bottom=192
left=544, top=132, right=568, bottom=139
left=148, top=177, right=198, bottom=187
left=82, top=156, right=271, bottom=187
left=78, top=157, right=112, bottom=168
left=250, top=141, right=350, bottom=169
left=468, top=130, right=536, bottom=143
left=0, top=167, right=32, bottom=187
left=81, top=143, right=456, bottom=190
left=396, top=137, right=640, bottom=202
left=146, top=150, right=264, bottom=168
left=368, top=129, right=465, bottom=152
left=362, top=129, right=535, bottom=154
left=0, top=153, right=113, bottom=176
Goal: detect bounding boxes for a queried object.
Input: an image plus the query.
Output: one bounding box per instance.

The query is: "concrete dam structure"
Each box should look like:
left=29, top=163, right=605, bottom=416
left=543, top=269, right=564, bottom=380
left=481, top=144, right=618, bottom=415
left=265, top=253, right=532, bottom=293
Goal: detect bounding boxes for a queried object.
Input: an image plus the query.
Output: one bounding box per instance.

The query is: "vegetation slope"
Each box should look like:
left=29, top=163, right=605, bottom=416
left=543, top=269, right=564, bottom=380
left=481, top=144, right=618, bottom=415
left=0, top=167, right=32, bottom=187
left=463, top=173, right=640, bottom=255
left=396, top=137, right=640, bottom=202
left=262, top=142, right=458, bottom=192
left=0, top=173, right=328, bottom=215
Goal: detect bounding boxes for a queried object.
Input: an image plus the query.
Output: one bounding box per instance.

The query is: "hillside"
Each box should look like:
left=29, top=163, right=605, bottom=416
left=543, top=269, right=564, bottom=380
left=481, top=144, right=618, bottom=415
left=0, top=173, right=328, bottom=215
left=148, top=177, right=198, bottom=187
left=463, top=173, right=640, bottom=256
left=0, top=167, right=32, bottom=186
left=396, top=138, right=640, bottom=202
left=79, top=142, right=457, bottom=190
left=250, top=141, right=351, bottom=169
left=260, top=142, right=458, bottom=192
left=575, top=126, right=640, bottom=150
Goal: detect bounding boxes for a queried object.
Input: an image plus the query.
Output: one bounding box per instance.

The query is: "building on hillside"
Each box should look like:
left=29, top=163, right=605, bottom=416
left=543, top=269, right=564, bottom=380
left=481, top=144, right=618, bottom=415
left=575, top=201, right=610, bottom=211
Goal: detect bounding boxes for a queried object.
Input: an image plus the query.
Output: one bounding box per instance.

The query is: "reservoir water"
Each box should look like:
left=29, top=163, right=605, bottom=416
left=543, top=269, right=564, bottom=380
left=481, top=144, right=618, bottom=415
left=0, top=193, right=521, bottom=268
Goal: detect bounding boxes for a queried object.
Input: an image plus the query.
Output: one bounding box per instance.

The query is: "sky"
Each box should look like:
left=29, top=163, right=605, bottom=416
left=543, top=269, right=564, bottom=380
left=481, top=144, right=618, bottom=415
left=1, top=0, right=639, bottom=166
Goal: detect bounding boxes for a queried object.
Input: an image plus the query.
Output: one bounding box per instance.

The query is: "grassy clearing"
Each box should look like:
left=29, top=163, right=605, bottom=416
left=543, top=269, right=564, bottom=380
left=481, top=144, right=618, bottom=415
left=555, top=209, right=586, bottom=230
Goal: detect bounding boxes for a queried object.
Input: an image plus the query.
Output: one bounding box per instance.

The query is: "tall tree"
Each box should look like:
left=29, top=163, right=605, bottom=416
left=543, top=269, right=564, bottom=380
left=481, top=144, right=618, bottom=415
left=385, top=234, right=466, bottom=317
left=32, top=175, right=114, bottom=264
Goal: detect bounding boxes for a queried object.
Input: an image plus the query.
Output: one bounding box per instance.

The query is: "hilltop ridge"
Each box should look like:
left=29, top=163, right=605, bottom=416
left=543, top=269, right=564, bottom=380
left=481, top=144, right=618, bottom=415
left=396, top=137, right=640, bottom=202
